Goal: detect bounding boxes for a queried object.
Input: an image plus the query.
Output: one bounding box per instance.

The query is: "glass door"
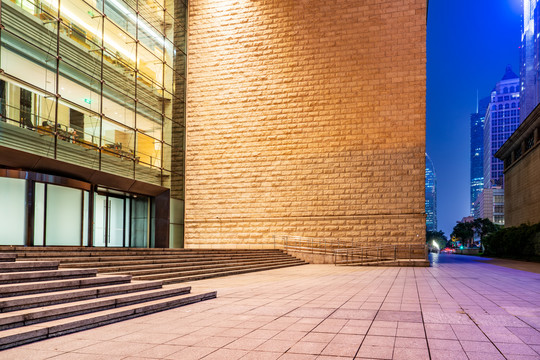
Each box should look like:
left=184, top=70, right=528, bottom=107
left=108, top=197, right=125, bottom=247
left=93, top=194, right=107, bottom=247
left=94, top=193, right=127, bottom=247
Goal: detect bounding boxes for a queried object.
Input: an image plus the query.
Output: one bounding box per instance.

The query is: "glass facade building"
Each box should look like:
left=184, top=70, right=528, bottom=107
left=484, top=66, right=520, bottom=188
left=470, top=96, right=489, bottom=215
left=0, top=0, right=186, bottom=247
left=425, top=153, right=437, bottom=232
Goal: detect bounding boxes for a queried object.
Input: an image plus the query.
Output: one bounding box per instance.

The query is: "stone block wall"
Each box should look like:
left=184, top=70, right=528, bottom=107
left=505, top=145, right=540, bottom=227
left=185, top=0, right=427, bottom=248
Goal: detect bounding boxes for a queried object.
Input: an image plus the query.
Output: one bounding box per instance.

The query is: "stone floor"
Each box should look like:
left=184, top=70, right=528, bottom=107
left=1, top=254, right=540, bottom=360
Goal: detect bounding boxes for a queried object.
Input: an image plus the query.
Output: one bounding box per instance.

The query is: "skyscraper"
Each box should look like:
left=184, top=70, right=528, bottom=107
left=470, top=96, right=490, bottom=215
left=521, top=0, right=540, bottom=121
left=425, top=154, right=437, bottom=231
left=483, top=66, right=520, bottom=188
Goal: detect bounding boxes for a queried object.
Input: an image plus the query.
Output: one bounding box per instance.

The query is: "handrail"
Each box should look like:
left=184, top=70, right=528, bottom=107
left=273, top=234, right=355, bottom=255
left=274, top=235, right=428, bottom=266
left=334, top=244, right=428, bottom=265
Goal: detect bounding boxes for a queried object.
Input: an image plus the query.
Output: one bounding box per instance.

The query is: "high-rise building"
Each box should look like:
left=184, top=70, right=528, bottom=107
left=470, top=96, right=490, bottom=215
left=425, top=154, right=437, bottom=231
left=484, top=66, right=520, bottom=188
left=520, top=0, right=540, bottom=122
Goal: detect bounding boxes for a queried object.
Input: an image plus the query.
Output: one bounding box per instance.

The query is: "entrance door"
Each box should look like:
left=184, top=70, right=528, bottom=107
left=94, top=193, right=127, bottom=247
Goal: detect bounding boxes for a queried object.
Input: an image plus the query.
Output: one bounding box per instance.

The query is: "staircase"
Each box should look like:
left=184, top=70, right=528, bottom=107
left=0, top=253, right=217, bottom=350
left=0, top=247, right=307, bottom=284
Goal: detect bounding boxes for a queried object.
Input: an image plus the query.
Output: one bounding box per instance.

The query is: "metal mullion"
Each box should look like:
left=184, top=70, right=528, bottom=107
left=160, top=8, right=165, bottom=185
left=54, top=0, right=61, bottom=159
left=122, top=197, right=126, bottom=247
left=98, top=9, right=104, bottom=171
left=133, top=2, right=139, bottom=180
left=80, top=191, right=85, bottom=246
left=43, top=184, right=48, bottom=246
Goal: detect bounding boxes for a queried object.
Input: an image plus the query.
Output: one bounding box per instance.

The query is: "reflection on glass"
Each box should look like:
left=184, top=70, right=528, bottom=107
left=102, top=118, right=135, bottom=160
left=34, top=182, right=45, bottom=246
left=0, top=177, right=26, bottom=245
left=136, top=132, right=161, bottom=167
left=0, top=0, right=185, bottom=193
left=46, top=184, right=83, bottom=246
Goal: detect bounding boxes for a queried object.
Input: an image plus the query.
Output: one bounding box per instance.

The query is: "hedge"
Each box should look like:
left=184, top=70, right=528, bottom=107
left=482, top=222, right=540, bottom=258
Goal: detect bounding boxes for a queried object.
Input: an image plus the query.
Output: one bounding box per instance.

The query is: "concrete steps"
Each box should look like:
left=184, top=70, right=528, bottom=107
left=0, top=291, right=216, bottom=350
left=0, top=255, right=217, bottom=350
left=0, top=247, right=307, bottom=284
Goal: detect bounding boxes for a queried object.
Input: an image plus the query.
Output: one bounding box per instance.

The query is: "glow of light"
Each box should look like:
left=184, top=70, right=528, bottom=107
left=432, top=241, right=440, bottom=250
left=40, top=0, right=137, bottom=61
left=84, top=98, right=92, bottom=104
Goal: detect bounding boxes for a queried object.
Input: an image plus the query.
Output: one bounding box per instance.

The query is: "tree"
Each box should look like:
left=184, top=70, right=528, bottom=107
left=473, top=218, right=499, bottom=244
left=451, top=222, right=474, bottom=248
left=426, top=230, right=448, bottom=249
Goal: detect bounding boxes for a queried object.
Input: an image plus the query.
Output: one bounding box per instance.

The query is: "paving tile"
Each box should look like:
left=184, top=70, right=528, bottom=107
left=202, top=348, right=248, bottom=360
left=320, top=340, right=359, bottom=357
left=239, top=351, right=282, bottom=360
left=278, top=353, right=317, bottom=360
left=226, top=337, right=268, bottom=351
left=194, top=336, right=236, bottom=348
left=465, top=351, right=506, bottom=360
left=135, top=344, right=187, bottom=358
left=428, top=339, right=463, bottom=350
left=355, top=345, right=393, bottom=359
left=497, top=342, right=540, bottom=356
left=272, top=331, right=308, bottom=342
left=288, top=341, right=327, bottom=355
left=362, top=335, right=395, bottom=347
left=165, top=346, right=216, bottom=360
left=72, top=340, right=155, bottom=356
left=460, top=340, right=500, bottom=353
left=255, top=339, right=296, bottom=353
left=429, top=349, right=468, bottom=360
left=394, top=337, right=427, bottom=349
left=392, top=347, right=430, bottom=360
left=0, top=348, right=64, bottom=360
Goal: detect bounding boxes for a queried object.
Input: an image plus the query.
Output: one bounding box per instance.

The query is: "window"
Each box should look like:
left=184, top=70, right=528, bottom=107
left=503, top=87, right=508, bottom=93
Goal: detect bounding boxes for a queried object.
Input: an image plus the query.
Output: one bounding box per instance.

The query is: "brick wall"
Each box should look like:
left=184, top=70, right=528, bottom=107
left=185, top=0, right=427, bottom=248
left=505, top=145, right=540, bottom=227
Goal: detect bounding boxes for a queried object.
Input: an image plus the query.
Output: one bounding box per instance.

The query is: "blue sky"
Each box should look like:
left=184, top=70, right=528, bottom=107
left=426, top=0, right=521, bottom=236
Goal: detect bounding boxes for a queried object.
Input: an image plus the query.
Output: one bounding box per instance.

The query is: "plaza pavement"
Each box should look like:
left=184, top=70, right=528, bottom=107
left=1, top=254, right=539, bottom=360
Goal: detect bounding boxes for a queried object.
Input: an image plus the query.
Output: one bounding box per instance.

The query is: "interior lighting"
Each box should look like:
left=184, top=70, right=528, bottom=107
left=40, top=0, right=136, bottom=61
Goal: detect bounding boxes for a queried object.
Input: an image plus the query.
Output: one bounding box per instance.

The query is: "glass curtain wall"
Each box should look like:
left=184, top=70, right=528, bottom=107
left=0, top=0, right=187, bottom=188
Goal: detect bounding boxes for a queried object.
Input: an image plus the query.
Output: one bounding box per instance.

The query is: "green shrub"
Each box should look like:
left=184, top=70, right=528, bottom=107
left=483, top=222, right=540, bottom=258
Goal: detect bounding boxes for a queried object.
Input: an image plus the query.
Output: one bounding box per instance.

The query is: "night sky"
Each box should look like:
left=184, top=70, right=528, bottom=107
left=427, top=0, right=521, bottom=237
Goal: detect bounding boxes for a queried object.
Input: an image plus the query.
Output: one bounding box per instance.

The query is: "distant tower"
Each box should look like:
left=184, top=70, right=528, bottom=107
left=425, top=154, right=437, bottom=231
left=483, top=66, right=520, bottom=188
left=470, top=96, right=490, bottom=215
left=520, top=0, right=540, bottom=121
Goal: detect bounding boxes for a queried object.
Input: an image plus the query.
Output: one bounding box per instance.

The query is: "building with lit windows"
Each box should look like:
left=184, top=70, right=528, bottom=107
left=470, top=96, right=489, bottom=215
left=0, top=0, right=186, bottom=247
left=425, top=154, right=437, bottom=231
left=521, top=0, right=540, bottom=122
left=484, top=66, right=520, bottom=188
